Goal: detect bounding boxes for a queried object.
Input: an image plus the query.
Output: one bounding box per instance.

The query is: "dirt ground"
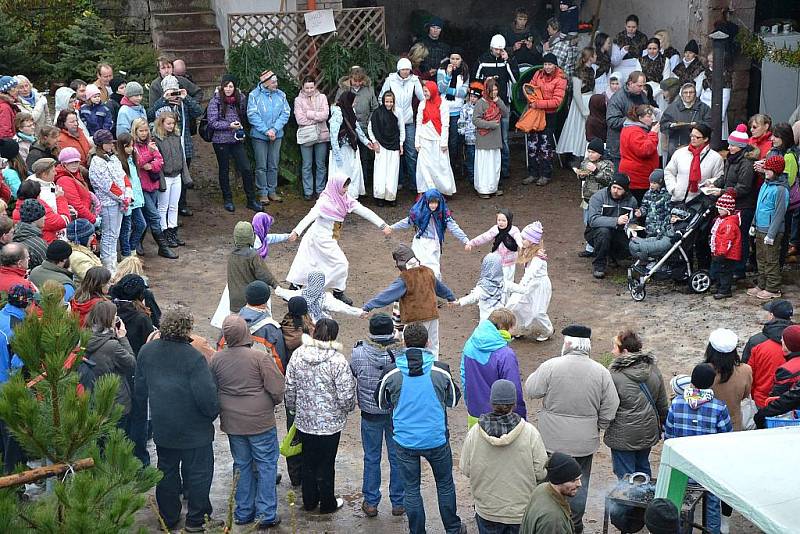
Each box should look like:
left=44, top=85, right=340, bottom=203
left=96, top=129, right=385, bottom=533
left=133, top=139, right=773, bottom=533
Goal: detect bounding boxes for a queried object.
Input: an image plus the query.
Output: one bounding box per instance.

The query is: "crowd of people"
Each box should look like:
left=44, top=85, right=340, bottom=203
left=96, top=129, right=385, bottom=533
left=1, top=6, right=800, bottom=534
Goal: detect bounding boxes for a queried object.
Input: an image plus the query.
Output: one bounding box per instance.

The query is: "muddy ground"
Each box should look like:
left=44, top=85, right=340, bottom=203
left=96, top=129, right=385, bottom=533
left=133, top=140, right=774, bottom=533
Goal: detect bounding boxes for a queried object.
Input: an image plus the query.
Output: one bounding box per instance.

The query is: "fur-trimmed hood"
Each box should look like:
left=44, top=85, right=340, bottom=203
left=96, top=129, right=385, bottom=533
left=610, top=352, right=656, bottom=384
left=299, top=333, right=344, bottom=364
left=338, top=74, right=374, bottom=90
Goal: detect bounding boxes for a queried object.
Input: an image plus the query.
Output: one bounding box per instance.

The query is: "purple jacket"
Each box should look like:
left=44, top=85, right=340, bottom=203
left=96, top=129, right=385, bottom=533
left=461, top=320, right=527, bottom=418
left=206, top=92, right=248, bottom=144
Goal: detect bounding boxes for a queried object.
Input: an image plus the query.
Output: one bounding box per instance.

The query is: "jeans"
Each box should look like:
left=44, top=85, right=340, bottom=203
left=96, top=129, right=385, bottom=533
left=476, top=514, right=520, bottom=534
left=755, top=231, right=783, bottom=292
left=1, top=418, right=27, bottom=474
left=705, top=492, right=722, bottom=533
left=99, top=204, right=123, bottom=271
left=141, top=190, right=163, bottom=234
left=464, top=144, right=475, bottom=183
left=300, top=142, right=328, bottom=196
left=155, top=444, right=214, bottom=529
left=711, top=257, right=735, bottom=295
left=569, top=454, right=593, bottom=534
left=735, top=207, right=755, bottom=277
left=228, top=428, right=280, bottom=524
left=395, top=441, right=462, bottom=534
left=588, top=226, right=630, bottom=272
left=119, top=207, right=146, bottom=256
left=526, top=130, right=554, bottom=179
left=126, top=397, right=150, bottom=466
left=158, top=175, right=181, bottom=230
left=402, top=122, right=418, bottom=190
left=297, top=430, right=341, bottom=513
left=212, top=142, right=256, bottom=202
left=610, top=448, right=651, bottom=479
left=361, top=413, right=404, bottom=508
left=447, top=115, right=461, bottom=172
left=582, top=208, right=593, bottom=252
left=500, top=115, right=510, bottom=178
left=253, top=137, right=282, bottom=197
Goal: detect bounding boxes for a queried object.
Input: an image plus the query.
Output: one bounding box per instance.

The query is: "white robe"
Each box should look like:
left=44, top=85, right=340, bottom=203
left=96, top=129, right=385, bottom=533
left=415, top=99, right=456, bottom=195
left=506, top=256, right=553, bottom=339
left=458, top=285, right=506, bottom=322
left=473, top=149, right=501, bottom=194
left=286, top=203, right=385, bottom=291
left=368, top=112, right=405, bottom=201
left=557, top=77, right=592, bottom=156
left=274, top=286, right=363, bottom=317
left=328, top=145, right=365, bottom=198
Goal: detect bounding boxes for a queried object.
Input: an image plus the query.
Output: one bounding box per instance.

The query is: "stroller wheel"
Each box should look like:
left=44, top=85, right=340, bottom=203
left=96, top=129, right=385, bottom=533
left=629, top=280, right=646, bottom=301
left=689, top=270, right=712, bottom=293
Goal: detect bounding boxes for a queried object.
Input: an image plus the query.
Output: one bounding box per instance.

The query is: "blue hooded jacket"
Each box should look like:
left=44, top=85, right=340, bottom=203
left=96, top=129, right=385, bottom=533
left=247, top=85, right=291, bottom=141
left=461, top=320, right=527, bottom=419
left=0, top=304, right=26, bottom=383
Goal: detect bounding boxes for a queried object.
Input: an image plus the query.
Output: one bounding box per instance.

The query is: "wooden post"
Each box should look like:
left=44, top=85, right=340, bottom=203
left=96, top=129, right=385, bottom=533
left=0, top=458, right=94, bottom=489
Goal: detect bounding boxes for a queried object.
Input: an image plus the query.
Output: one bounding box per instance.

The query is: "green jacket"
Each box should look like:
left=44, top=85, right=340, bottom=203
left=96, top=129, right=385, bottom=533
left=520, top=483, right=574, bottom=534
left=29, top=260, right=76, bottom=297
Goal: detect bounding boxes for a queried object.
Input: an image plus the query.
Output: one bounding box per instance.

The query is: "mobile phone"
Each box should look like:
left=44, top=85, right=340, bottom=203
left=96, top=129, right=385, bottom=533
left=115, top=318, right=122, bottom=329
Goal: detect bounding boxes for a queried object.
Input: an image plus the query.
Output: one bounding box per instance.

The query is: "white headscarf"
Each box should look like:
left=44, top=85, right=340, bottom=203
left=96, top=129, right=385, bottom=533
left=301, top=271, right=328, bottom=322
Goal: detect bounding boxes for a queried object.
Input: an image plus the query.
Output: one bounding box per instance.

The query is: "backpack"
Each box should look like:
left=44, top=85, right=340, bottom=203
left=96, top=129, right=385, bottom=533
left=198, top=104, right=213, bottom=143
left=216, top=315, right=285, bottom=374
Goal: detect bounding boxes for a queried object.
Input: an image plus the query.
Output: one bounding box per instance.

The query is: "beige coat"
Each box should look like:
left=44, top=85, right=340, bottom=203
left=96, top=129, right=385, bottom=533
left=525, top=349, right=620, bottom=457
left=461, top=418, right=548, bottom=524
left=711, top=363, right=753, bottom=431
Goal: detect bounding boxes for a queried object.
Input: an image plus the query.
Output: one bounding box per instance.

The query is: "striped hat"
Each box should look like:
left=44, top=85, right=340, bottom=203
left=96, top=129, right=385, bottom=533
left=715, top=189, right=736, bottom=212
left=259, top=70, right=276, bottom=83
left=522, top=221, right=543, bottom=244
left=727, top=124, right=750, bottom=148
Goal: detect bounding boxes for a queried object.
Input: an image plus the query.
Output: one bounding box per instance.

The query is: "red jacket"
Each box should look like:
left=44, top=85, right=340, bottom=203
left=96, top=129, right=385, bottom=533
left=0, top=266, right=36, bottom=294
left=12, top=196, right=71, bottom=243
left=55, top=164, right=97, bottom=224
left=0, top=93, right=18, bottom=139
left=70, top=296, right=105, bottom=327
left=749, top=132, right=772, bottom=190
left=133, top=140, right=165, bottom=193
left=768, top=353, right=800, bottom=402
left=710, top=213, right=742, bottom=261
left=58, top=129, right=92, bottom=167
left=749, top=339, right=786, bottom=407
left=619, top=123, right=660, bottom=190
left=531, top=67, right=567, bottom=113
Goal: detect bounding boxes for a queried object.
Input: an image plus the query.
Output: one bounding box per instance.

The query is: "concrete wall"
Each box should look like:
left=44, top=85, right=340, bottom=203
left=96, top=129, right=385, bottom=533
left=582, top=0, right=691, bottom=48
left=211, top=0, right=297, bottom=49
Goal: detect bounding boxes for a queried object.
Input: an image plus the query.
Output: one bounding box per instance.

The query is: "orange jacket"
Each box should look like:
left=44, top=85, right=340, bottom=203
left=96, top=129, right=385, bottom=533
left=58, top=129, right=92, bottom=167
left=531, top=67, right=567, bottom=114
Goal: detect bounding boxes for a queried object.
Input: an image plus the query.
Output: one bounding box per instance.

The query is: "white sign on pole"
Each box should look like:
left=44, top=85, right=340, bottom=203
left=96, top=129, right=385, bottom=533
left=304, top=9, right=336, bottom=37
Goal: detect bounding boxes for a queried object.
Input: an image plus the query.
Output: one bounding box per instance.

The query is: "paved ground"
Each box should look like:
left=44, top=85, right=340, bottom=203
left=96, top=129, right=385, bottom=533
left=133, top=141, right=773, bottom=532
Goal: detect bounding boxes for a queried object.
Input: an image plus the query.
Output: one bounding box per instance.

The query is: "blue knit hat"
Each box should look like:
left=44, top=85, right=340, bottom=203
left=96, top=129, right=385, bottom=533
left=0, top=75, right=18, bottom=93
left=66, top=218, right=95, bottom=245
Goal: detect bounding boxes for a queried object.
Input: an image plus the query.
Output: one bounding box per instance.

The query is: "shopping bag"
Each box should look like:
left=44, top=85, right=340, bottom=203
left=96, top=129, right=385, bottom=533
left=280, top=424, right=303, bottom=457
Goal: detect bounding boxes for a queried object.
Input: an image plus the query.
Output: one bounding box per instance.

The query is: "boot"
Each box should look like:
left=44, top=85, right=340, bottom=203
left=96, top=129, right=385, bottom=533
left=332, top=290, right=353, bottom=306
left=171, top=228, right=186, bottom=246
left=154, top=232, right=178, bottom=259
left=164, top=228, right=179, bottom=248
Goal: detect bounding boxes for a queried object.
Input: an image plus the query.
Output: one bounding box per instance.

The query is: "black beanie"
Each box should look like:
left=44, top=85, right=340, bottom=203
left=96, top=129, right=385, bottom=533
left=587, top=138, right=605, bottom=155
left=684, top=39, right=699, bottom=55
left=691, top=363, right=717, bottom=390
left=245, top=280, right=271, bottom=306
left=288, top=296, right=308, bottom=316
left=0, top=138, right=20, bottom=160
left=547, top=452, right=583, bottom=484
left=542, top=53, right=558, bottom=66
left=610, top=173, right=630, bottom=192
left=645, top=498, right=680, bottom=534
left=369, top=313, right=394, bottom=336
left=46, top=239, right=73, bottom=262
left=110, top=274, right=146, bottom=302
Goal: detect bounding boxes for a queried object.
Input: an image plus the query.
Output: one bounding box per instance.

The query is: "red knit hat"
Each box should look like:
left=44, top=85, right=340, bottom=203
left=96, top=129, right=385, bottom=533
left=764, top=155, right=785, bottom=175
left=782, top=324, right=800, bottom=352
left=715, top=188, right=737, bottom=212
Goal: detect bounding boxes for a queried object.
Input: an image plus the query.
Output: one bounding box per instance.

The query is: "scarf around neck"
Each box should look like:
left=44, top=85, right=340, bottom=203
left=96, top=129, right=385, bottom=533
left=478, top=96, right=502, bottom=136
left=479, top=411, right=521, bottom=438
left=336, top=91, right=359, bottom=150
left=492, top=209, right=518, bottom=252
left=687, top=142, right=707, bottom=193
left=16, top=131, right=36, bottom=144
left=422, top=80, right=443, bottom=135
left=684, top=386, right=714, bottom=409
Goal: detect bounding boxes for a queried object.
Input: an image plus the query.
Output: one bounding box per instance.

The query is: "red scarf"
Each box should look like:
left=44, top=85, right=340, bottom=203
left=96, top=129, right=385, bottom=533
left=478, top=97, right=502, bottom=136
left=421, top=80, right=442, bottom=135
left=687, top=142, right=707, bottom=193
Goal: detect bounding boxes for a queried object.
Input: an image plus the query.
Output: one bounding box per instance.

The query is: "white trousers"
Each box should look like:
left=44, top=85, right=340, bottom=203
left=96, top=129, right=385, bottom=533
left=420, top=318, right=440, bottom=360
left=158, top=175, right=182, bottom=230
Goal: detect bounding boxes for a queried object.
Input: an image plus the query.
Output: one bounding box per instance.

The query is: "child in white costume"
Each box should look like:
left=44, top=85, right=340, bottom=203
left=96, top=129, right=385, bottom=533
left=276, top=271, right=363, bottom=322
left=457, top=252, right=506, bottom=321
left=506, top=221, right=554, bottom=341
left=465, top=208, right=522, bottom=287
left=286, top=173, right=391, bottom=305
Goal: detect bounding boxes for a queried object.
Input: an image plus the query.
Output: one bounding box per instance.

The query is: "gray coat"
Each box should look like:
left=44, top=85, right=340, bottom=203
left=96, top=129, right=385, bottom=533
left=603, top=353, right=668, bottom=452
left=335, top=76, right=379, bottom=131
left=350, top=337, right=403, bottom=415
left=472, top=98, right=509, bottom=151
left=661, top=98, right=711, bottom=161
left=85, top=331, right=136, bottom=414
left=587, top=186, right=639, bottom=230
left=606, top=86, right=647, bottom=161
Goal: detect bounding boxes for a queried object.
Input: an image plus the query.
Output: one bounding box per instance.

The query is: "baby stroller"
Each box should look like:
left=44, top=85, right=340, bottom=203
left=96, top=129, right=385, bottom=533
left=626, top=205, right=714, bottom=301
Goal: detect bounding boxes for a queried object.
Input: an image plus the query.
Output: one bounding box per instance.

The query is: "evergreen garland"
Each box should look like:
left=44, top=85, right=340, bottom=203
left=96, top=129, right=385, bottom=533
left=737, top=27, right=800, bottom=68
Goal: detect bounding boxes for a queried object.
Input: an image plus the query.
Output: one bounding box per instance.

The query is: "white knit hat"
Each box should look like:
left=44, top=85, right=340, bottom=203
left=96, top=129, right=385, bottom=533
left=396, top=58, right=412, bottom=71
left=727, top=124, right=750, bottom=148
left=161, top=75, right=180, bottom=92
left=490, top=34, right=506, bottom=49
left=708, top=328, right=738, bottom=353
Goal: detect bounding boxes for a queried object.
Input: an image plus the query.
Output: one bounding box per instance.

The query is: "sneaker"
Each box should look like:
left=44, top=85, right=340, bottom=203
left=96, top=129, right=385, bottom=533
left=746, top=287, right=762, bottom=297
left=578, top=250, right=594, bottom=258
left=391, top=506, right=405, bottom=516
left=178, top=207, right=193, bottom=217
left=268, top=192, right=283, bottom=202
left=757, top=289, right=781, bottom=300
left=495, top=189, right=504, bottom=196
left=320, top=497, right=345, bottom=514
left=234, top=517, right=255, bottom=525
left=478, top=193, right=492, bottom=199
left=361, top=501, right=378, bottom=517
left=593, top=270, right=605, bottom=279
left=535, top=176, right=551, bottom=186
left=522, top=175, right=538, bottom=185
left=260, top=196, right=271, bottom=205
left=714, top=292, right=732, bottom=300
left=185, top=519, right=224, bottom=532
left=535, top=333, right=551, bottom=342
left=223, top=201, right=235, bottom=212
left=256, top=517, right=282, bottom=530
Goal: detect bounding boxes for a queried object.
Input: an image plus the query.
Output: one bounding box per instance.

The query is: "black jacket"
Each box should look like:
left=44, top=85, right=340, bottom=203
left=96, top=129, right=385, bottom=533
left=85, top=331, right=136, bottom=414
left=742, top=318, right=793, bottom=363
left=716, top=146, right=759, bottom=210
left=474, top=51, right=520, bottom=105
left=114, top=299, right=154, bottom=356
left=134, top=338, right=219, bottom=449
left=755, top=384, right=800, bottom=428
left=417, top=35, right=450, bottom=71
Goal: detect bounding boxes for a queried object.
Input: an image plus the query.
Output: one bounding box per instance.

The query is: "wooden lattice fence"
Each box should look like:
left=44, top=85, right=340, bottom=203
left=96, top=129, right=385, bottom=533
left=228, top=7, right=386, bottom=85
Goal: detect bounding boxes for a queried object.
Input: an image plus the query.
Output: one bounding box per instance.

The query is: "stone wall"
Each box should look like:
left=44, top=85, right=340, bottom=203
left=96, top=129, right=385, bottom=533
left=93, top=0, right=154, bottom=45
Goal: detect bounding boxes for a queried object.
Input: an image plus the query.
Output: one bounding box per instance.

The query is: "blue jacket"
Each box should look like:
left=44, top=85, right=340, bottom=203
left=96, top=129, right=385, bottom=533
left=0, top=304, right=26, bottom=383
left=461, top=320, right=526, bottom=419
left=247, top=86, right=291, bottom=141
left=79, top=102, right=113, bottom=136
left=754, top=174, right=789, bottom=240
left=375, top=347, right=460, bottom=449
left=116, top=101, right=147, bottom=138
left=126, top=155, right=145, bottom=212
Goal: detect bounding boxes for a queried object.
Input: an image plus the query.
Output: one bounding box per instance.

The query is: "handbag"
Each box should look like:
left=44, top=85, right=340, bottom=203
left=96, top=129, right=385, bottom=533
left=155, top=170, right=167, bottom=193
left=181, top=157, right=193, bottom=189
left=280, top=423, right=302, bottom=457
left=741, top=397, right=757, bottom=430
left=296, top=124, right=320, bottom=146
left=639, top=381, right=664, bottom=427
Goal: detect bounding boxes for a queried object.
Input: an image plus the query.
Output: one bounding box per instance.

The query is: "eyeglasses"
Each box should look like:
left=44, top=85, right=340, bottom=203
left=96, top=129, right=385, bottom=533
left=689, top=134, right=705, bottom=139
